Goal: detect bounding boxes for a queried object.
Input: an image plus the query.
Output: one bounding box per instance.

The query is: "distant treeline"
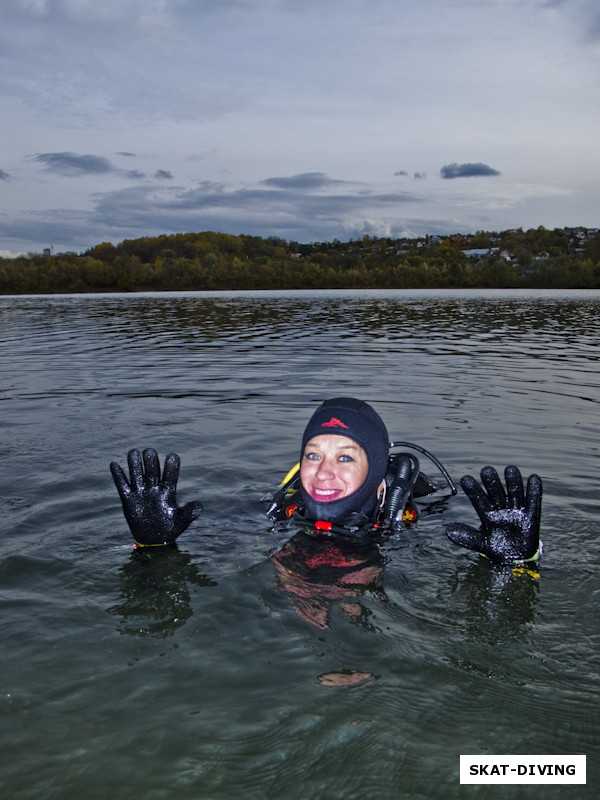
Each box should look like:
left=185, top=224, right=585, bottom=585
left=1, top=226, right=600, bottom=293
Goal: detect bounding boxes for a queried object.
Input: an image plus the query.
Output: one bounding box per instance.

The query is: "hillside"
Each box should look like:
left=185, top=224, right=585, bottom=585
left=1, top=226, right=599, bottom=293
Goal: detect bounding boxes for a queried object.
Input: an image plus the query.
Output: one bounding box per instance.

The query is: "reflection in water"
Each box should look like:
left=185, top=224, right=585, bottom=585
left=108, top=546, right=216, bottom=637
left=433, top=557, right=542, bottom=685
left=444, top=558, right=540, bottom=642
left=270, top=532, right=386, bottom=631
left=317, top=669, right=379, bottom=689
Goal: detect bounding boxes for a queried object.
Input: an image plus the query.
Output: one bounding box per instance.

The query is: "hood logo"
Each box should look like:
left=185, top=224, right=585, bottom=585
left=321, top=417, right=349, bottom=429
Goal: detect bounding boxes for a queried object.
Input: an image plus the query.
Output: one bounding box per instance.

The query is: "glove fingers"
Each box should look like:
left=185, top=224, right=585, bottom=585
left=480, top=466, right=507, bottom=509
left=110, top=461, right=131, bottom=502
left=127, top=449, right=144, bottom=492
left=142, top=448, right=160, bottom=488
left=445, top=522, right=483, bottom=552
left=525, top=473, right=543, bottom=526
left=161, top=452, right=181, bottom=490
left=460, top=474, right=492, bottom=524
left=504, top=465, right=524, bottom=508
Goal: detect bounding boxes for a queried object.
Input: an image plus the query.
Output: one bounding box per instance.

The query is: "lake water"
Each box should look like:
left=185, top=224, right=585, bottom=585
left=1, top=289, right=598, bottom=799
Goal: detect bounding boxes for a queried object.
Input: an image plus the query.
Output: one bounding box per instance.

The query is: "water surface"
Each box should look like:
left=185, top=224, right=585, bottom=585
left=1, top=290, right=598, bottom=799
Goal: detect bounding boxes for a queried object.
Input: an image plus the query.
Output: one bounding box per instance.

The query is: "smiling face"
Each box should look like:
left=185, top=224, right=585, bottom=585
left=300, top=434, right=369, bottom=504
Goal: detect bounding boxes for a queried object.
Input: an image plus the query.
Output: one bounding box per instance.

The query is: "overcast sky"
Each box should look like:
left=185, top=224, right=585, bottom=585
left=1, top=0, right=599, bottom=255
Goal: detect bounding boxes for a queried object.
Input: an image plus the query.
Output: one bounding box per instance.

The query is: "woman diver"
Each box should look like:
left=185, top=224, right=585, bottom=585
left=110, top=397, right=543, bottom=567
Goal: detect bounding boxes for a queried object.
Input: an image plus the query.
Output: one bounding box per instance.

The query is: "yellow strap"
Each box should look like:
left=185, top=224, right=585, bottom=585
left=280, top=462, right=300, bottom=487
left=133, top=541, right=170, bottom=548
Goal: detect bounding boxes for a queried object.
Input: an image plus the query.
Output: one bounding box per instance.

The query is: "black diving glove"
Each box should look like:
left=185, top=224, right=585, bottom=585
left=110, top=448, right=203, bottom=546
left=446, top=466, right=542, bottom=565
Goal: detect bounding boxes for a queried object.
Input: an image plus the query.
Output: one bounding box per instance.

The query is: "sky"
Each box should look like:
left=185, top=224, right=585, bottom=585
left=1, top=0, right=599, bottom=256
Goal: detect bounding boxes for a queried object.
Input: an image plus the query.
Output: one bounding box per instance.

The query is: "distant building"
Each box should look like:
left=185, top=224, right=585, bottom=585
left=461, top=247, right=499, bottom=258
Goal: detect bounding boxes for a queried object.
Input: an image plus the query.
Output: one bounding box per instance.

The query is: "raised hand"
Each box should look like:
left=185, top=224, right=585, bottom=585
left=110, top=448, right=203, bottom=546
left=446, top=465, right=542, bottom=564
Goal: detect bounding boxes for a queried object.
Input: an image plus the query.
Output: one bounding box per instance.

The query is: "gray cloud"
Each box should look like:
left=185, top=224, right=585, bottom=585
left=261, top=172, right=349, bottom=190
left=32, top=152, right=113, bottom=176
left=82, top=177, right=421, bottom=247
left=30, top=152, right=150, bottom=180
left=539, top=0, right=600, bottom=42
left=440, top=162, right=501, bottom=179
left=0, top=162, right=564, bottom=254
left=1, top=2, right=596, bottom=253
left=6, top=0, right=598, bottom=44
left=0, top=207, right=101, bottom=254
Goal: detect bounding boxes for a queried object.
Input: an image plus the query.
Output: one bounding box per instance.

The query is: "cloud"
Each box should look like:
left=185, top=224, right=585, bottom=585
left=1, top=2, right=597, bottom=253
left=261, top=172, right=349, bottom=190
left=0, top=166, right=575, bottom=254
left=30, top=152, right=150, bottom=180
left=0, top=249, right=26, bottom=258
left=394, top=170, right=427, bottom=180
left=0, top=207, right=99, bottom=253
left=539, top=0, right=600, bottom=42
left=32, top=152, right=113, bottom=176
left=440, top=162, right=501, bottom=179
left=82, top=176, right=421, bottom=247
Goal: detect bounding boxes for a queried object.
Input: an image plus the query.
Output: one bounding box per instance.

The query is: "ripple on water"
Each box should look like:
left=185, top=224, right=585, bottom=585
left=1, top=290, right=599, bottom=800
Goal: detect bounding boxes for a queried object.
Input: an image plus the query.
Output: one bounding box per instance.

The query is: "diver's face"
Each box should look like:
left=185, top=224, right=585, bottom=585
left=300, top=434, right=369, bottom=503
